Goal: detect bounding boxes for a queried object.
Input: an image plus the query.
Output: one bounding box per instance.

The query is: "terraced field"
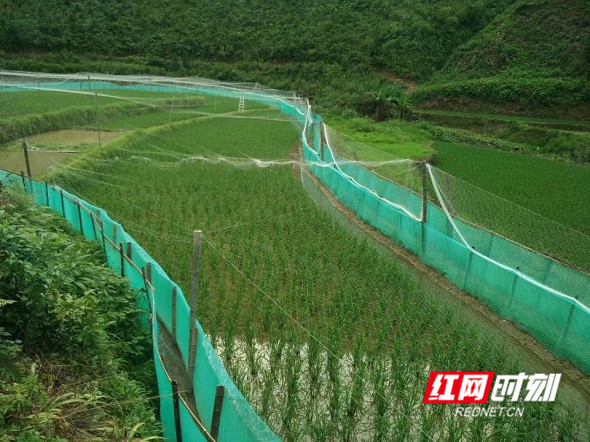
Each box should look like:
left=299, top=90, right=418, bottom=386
left=2, top=86, right=588, bottom=440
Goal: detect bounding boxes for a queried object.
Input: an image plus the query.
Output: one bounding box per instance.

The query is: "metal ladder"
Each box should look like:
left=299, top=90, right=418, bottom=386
left=238, top=97, right=245, bottom=112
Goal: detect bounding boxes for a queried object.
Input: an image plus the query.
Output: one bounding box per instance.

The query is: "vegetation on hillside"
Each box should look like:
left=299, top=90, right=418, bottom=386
left=414, top=0, right=590, bottom=116
left=0, top=0, right=513, bottom=81
left=440, top=0, right=590, bottom=80
left=1, top=0, right=588, bottom=119
left=0, top=187, right=159, bottom=440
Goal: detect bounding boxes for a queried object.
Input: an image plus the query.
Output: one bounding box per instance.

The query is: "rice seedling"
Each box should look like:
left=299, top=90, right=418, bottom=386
left=40, top=93, right=587, bottom=440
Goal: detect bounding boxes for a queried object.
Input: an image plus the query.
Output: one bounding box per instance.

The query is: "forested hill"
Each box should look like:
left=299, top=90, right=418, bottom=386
left=411, top=0, right=590, bottom=118
left=1, top=0, right=588, bottom=118
left=0, top=0, right=514, bottom=81
left=440, top=0, right=590, bottom=80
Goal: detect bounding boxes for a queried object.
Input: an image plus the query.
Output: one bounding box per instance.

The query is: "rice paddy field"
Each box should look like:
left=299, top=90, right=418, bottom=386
left=2, top=87, right=589, bottom=440
left=432, top=141, right=590, bottom=236
left=326, top=114, right=590, bottom=235
left=327, top=118, right=590, bottom=272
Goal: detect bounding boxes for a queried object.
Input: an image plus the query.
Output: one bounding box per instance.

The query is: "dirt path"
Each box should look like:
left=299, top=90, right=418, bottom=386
left=373, top=67, right=417, bottom=94
left=296, top=141, right=590, bottom=421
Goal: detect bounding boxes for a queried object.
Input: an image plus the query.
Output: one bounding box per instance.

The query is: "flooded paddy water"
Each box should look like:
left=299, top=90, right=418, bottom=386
left=0, top=129, right=124, bottom=177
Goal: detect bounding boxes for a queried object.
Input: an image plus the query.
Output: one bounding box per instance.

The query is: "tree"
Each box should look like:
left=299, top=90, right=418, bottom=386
left=392, top=91, right=412, bottom=120
left=372, top=89, right=413, bottom=121
left=372, top=88, right=394, bottom=121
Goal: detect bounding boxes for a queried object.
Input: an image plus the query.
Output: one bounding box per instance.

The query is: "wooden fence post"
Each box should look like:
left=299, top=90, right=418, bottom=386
left=143, top=262, right=153, bottom=314
left=90, top=211, right=97, bottom=239
left=210, top=385, right=225, bottom=440
left=60, top=189, right=65, bottom=216
left=319, top=123, right=325, bottom=161
left=559, top=295, right=578, bottom=347
left=99, top=220, right=106, bottom=254
left=119, top=242, right=125, bottom=277
left=44, top=182, right=49, bottom=207
left=20, top=171, right=26, bottom=193
left=172, top=380, right=183, bottom=442
left=445, top=172, right=452, bottom=211
left=421, top=161, right=428, bottom=224
left=442, top=172, right=453, bottom=237
left=461, top=246, right=475, bottom=290
left=169, top=85, right=176, bottom=123
left=172, top=286, right=177, bottom=339
left=505, top=268, right=520, bottom=311
left=188, top=230, right=201, bottom=373
left=94, top=91, right=102, bottom=148
left=76, top=200, right=84, bottom=235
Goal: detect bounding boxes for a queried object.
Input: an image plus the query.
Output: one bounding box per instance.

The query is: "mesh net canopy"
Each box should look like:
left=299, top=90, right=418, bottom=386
left=2, top=70, right=590, bottom=441
left=302, top=110, right=590, bottom=377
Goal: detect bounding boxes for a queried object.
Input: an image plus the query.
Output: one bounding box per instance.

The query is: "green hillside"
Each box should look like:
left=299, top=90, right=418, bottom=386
left=0, top=0, right=519, bottom=116
left=0, top=0, right=513, bottom=81
left=414, top=0, right=590, bottom=118
left=1, top=0, right=588, bottom=118
left=442, top=0, right=589, bottom=80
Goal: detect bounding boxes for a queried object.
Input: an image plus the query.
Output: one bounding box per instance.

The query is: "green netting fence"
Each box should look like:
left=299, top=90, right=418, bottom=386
left=0, top=169, right=279, bottom=442
left=2, top=71, right=590, bottom=441
left=301, top=123, right=590, bottom=374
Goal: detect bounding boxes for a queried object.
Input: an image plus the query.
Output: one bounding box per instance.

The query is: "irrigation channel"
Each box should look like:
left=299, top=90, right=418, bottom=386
left=1, top=71, right=590, bottom=441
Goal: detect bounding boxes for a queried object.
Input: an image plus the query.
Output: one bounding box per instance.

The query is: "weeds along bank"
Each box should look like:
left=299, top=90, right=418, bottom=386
left=0, top=187, right=159, bottom=440
left=1, top=72, right=589, bottom=440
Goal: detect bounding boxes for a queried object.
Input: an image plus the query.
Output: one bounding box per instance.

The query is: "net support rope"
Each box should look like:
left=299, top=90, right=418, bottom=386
left=3, top=70, right=590, bottom=439
left=317, top=111, right=421, bottom=222
left=426, top=164, right=590, bottom=314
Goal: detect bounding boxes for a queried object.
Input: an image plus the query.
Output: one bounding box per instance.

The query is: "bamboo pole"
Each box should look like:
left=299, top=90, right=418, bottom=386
left=172, top=380, right=183, bottom=442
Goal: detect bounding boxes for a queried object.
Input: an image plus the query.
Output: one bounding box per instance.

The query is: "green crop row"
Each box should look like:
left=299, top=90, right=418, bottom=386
left=433, top=141, right=590, bottom=241
left=0, top=90, right=206, bottom=144
left=48, top=113, right=585, bottom=440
